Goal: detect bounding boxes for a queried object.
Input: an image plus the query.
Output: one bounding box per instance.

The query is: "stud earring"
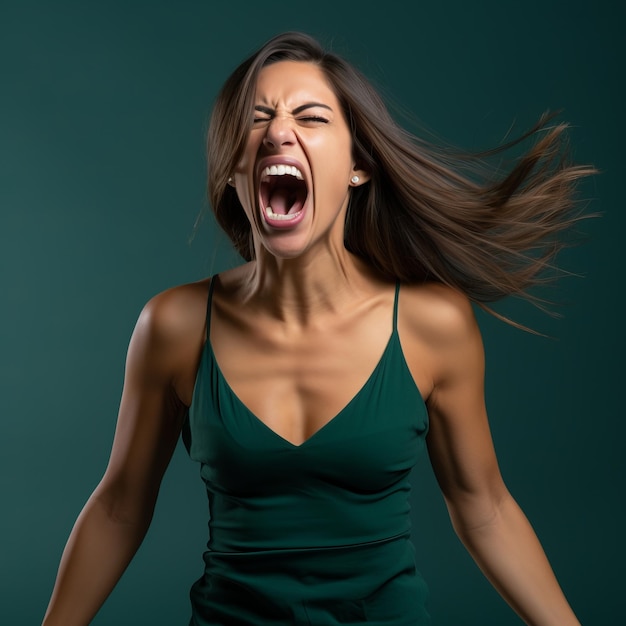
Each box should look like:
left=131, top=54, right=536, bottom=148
left=351, top=175, right=360, bottom=184
left=228, top=177, right=233, bottom=184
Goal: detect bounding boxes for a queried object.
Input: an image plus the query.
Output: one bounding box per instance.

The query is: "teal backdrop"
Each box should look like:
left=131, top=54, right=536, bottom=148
left=1, top=1, right=622, bottom=624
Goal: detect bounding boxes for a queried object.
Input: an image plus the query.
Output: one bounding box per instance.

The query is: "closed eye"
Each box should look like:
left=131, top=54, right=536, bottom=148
left=252, top=115, right=328, bottom=125
left=298, top=116, right=328, bottom=124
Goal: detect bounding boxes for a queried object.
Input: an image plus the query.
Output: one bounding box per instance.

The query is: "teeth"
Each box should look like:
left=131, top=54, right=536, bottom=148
left=263, top=165, right=303, bottom=179
left=265, top=206, right=302, bottom=220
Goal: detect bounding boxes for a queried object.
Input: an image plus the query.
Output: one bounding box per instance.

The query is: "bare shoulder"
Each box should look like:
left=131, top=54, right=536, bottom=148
left=400, top=282, right=480, bottom=347
left=398, top=283, right=484, bottom=397
left=138, top=279, right=210, bottom=341
left=128, top=279, right=211, bottom=387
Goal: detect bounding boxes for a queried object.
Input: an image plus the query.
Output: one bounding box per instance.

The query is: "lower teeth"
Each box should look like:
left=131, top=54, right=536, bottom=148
left=265, top=206, right=301, bottom=221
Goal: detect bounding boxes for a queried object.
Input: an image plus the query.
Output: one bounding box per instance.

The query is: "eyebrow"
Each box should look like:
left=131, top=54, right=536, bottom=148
left=254, top=102, right=333, bottom=115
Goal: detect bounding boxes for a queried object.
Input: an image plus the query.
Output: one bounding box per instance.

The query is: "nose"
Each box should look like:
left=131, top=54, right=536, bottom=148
left=262, top=115, right=296, bottom=150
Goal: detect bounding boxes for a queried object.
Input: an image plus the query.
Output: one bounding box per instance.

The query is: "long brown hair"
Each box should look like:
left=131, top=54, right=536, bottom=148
left=207, top=32, right=595, bottom=316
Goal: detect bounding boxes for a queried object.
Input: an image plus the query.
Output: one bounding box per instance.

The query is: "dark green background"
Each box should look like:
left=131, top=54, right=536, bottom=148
left=1, top=1, right=622, bottom=624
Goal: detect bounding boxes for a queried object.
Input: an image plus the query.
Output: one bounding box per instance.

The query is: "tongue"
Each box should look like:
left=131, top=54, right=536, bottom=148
left=268, top=187, right=294, bottom=215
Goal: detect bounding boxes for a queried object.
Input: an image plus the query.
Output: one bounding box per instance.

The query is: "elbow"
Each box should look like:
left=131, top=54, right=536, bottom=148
left=90, top=480, right=157, bottom=529
left=446, top=486, right=513, bottom=541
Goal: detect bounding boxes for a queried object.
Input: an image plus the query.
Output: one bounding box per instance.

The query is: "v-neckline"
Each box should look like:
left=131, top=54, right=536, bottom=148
left=208, top=332, right=396, bottom=450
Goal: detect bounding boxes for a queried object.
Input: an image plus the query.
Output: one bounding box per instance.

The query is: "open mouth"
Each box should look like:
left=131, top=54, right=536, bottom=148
left=259, top=164, right=308, bottom=223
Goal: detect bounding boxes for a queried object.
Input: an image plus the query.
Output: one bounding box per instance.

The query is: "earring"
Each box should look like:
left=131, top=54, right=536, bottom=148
left=351, top=175, right=360, bottom=184
left=228, top=177, right=233, bottom=184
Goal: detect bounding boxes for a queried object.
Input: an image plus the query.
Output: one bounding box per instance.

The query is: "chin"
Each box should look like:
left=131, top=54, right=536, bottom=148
left=261, top=242, right=309, bottom=261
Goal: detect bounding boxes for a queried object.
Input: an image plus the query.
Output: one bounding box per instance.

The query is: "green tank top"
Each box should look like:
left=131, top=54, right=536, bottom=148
left=183, top=278, right=431, bottom=624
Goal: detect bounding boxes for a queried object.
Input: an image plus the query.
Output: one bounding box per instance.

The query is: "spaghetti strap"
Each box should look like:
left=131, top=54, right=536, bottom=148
left=206, top=275, right=217, bottom=334
left=392, top=281, right=400, bottom=332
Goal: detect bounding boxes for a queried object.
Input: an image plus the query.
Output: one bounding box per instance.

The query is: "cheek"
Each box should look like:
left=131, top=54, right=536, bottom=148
left=236, top=134, right=262, bottom=173
left=233, top=138, right=262, bottom=214
left=314, top=138, right=354, bottom=192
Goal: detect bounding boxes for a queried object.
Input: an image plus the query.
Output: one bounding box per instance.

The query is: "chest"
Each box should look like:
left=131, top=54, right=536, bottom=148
left=186, top=326, right=429, bottom=496
left=215, top=319, right=396, bottom=446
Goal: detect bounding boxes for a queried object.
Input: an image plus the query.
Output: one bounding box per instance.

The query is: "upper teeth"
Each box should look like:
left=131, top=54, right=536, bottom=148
left=263, top=164, right=303, bottom=179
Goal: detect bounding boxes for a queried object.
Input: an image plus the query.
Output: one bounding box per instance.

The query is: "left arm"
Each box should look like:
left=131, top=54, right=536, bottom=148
left=407, top=286, right=580, bottom=626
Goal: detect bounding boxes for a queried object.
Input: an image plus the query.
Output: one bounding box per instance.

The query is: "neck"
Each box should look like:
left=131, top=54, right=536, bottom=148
left=240, top=244, right=375, bottom=327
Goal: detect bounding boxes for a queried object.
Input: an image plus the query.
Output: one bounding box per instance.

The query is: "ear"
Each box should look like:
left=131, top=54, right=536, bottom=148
left=349, top=165, right=371, bottom=187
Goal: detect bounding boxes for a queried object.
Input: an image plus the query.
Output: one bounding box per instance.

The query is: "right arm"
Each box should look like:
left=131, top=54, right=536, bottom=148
left=42, top=290, right=198, bottom=626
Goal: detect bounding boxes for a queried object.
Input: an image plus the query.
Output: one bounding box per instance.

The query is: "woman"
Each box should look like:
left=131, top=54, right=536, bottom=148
left=43, top=32, right=592, bottom=625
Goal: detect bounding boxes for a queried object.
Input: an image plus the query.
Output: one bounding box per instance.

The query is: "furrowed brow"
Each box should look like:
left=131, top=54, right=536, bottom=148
left=292, top=102, right=333, bottom=115
left=254, top=103, right=333, bottom=115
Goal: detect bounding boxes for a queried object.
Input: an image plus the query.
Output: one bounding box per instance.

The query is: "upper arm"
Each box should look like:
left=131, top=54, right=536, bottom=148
left=95, top=287, right=203, bottom=522
left=403, top=285, right=508, bottom=529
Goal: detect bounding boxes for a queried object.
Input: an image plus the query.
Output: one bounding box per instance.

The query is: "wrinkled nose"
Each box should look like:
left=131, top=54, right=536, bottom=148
left=262, top=116, right=296, bottom=150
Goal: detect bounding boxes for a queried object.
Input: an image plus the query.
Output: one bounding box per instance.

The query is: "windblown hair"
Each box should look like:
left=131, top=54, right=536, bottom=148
left=207, top=32, right=595, bottom=316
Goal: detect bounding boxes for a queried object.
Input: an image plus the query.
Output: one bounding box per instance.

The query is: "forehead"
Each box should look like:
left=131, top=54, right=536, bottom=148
left=255, top=61, right=338, bottom=106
